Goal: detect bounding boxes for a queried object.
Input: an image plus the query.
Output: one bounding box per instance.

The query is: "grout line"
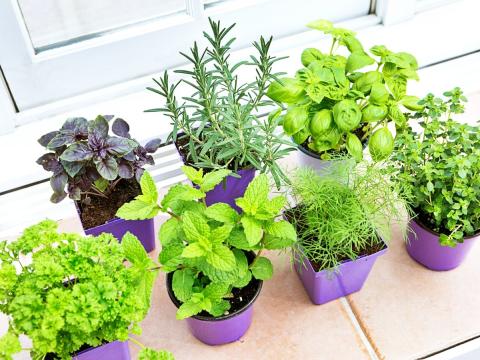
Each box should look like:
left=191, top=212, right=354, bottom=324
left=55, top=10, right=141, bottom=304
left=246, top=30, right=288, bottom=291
left=340, top=297, right=381, bottom=360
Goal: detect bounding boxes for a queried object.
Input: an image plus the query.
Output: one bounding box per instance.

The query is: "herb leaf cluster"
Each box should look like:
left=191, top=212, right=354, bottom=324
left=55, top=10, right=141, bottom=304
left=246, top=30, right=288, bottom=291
left=289, top=162, right=409, bottom=271
left=117, top=167, right=296, bottom=319
left=0, top=221, right=172, bottom=359
left=37, top=115, right=161, bottom=203
left=393, top=88, right=480, bottom=246
left=147, top=19, right=294, bottom=187
left=267, top=19, right=420, bottom=162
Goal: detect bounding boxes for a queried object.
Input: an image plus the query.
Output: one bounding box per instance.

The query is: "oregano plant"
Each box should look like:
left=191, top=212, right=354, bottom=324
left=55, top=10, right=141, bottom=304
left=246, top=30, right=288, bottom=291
left=37, top=115, right=161, bottom=204
left=146, top=19, right=294, bottom=187
left=393, top=88, right=480, bottom=247
left=117, top=168, right=297, bottom=319
left=0, top=221, right=173, bottom=360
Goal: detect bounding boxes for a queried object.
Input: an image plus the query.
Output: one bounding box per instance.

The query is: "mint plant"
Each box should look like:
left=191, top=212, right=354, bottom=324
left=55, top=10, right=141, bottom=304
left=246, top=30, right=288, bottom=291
left=267, top=19, right=421, bottom=162
left=117, top=168, right=296, bottom=319
left=146, top=19, right=294, bottom=187
left=0, top=221, right=173, bottom=359
left=393, top=88, right=480, bottom=247
left=37, top=115, right=161, bottom=203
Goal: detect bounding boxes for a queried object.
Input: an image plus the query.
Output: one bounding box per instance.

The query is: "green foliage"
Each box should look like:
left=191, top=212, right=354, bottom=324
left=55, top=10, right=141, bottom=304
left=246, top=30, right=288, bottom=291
left=0, top=221, right=165, bottom=359
left=155, top=167, right=296, bottom=319
left=147, top=19, right=295, bottom=188
left=393, top=88, right=479, bottom=246
left=267, top=19, right=420, bottom=162
left=116, top=171, right=161, bottom=220
left=138, top=348, right=175, bottom=360
left=289, top=161, right=409, bottom=270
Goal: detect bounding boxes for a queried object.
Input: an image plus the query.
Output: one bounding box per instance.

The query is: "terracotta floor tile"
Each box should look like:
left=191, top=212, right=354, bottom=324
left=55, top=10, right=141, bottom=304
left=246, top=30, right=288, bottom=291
left=347, top=231, right=480, bottom=360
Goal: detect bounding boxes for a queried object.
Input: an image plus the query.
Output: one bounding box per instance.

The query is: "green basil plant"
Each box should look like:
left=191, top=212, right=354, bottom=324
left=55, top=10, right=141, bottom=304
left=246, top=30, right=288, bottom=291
left=267, top=19, right=421, bottom=161
left=117, top=168, right=296, bottom=319
left=393, top=88, right=480, bottom=247
left=0, top=221, right=173, bottom=360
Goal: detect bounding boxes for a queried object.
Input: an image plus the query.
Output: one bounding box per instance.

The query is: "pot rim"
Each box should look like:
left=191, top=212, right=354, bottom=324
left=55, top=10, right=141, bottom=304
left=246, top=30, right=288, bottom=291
left=165, top=271, right=263, bottom=322
left=410, top=215, right=480, bottom=240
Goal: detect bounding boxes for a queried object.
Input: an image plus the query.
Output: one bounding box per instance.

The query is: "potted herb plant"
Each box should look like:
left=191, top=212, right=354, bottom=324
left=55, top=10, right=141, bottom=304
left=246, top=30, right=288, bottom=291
left=286, top=162, right=409, bottom=304
left=147, top=19, right=294, bottom=210
left=117, top=167, right=296, bottom=345
left=267, top=19, right=421, bottom=169
left=393, top=88, right=479, bottom=270
left=0, top=220, right=173, bottom=360
left=36, top=115, right=161, bottom=252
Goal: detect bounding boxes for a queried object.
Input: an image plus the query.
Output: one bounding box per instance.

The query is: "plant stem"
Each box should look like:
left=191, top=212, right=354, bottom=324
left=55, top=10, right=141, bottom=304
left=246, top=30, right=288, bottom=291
left=128, top=337, right=145, bottom=349
left=249, top=249, right=263, bottom=268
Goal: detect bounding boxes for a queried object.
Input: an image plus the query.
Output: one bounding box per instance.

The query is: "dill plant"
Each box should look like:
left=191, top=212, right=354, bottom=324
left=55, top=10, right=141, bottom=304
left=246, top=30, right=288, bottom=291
left=288, top=161, right=409, bottom=271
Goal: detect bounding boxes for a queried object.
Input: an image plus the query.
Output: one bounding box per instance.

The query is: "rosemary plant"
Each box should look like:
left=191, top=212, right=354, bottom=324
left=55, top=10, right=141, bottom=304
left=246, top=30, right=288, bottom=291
left=147, top=19, right=294, bottom=187
left=288, top=161, right=409, bottom=271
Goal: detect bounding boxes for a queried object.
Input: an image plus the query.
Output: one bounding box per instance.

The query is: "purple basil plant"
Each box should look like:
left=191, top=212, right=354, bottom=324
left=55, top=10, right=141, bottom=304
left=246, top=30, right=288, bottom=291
left=37, top=115, right=161, bottom=203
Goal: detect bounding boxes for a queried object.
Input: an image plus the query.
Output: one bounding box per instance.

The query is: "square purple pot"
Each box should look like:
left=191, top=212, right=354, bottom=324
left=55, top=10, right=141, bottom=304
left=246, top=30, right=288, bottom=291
left=73, top=341, right=130, bottom=360
left=295, top=244, right=387, bottom=305
left=75, top=203, right=156, bottom=252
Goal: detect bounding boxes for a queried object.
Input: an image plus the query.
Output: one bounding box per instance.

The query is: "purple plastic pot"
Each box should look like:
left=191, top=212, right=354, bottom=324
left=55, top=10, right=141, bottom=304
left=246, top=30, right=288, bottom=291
left=76, top=203, right=156, bottom=253
left=406, top=218, right=478, bottom=271
left=72, top=341, right=130, bottom=360
left=297, top=143, right=356, bottom=174
left=166, top=273, right=262, bottom=345
left=204, top=168, right=255, bottom=211
left=294, top=244, right=387, bottom=305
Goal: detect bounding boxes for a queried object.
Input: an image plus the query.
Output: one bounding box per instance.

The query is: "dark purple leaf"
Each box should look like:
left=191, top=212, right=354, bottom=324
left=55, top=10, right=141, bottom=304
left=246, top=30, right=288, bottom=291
left=144, top=138, right=161, bottom=153
left=118, top=161, right=134, bottom=179
left=106, top=137, right=138, bottom=156
left=68, top=186, right=81, bottom=200
left=60, top=143, right=93, bottom=162
left=94, top=157, right=118, bottom=180
left=135, top=168, right=144, bottom=182
left=36, top=153, right=61, bottom=173
left=123, top=151, right=136, bottom=162
left=88, top=115, right=109, bottom=140
left=145, top=154, right=154, bottom=165
left=61, top=160, right=84, bottom=178
left=38, top=131, right=58, bottom=147
left=50, top=172, right=68, bottom=193
left=51, top=191, right=67, bottom=203
left=61, top=117, right=88, bottom=136
left=85, top=167, right=100, bottom=181
left=112, top=118, right=130, bottom=138
left=75, top=175, right=93, bottom=191
left=47, top=131, right=75, bottom=149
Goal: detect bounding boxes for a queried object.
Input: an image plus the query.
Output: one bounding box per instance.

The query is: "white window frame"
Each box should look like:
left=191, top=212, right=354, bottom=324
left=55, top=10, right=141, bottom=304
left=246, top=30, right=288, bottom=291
left=0, top=0, right=370, bottom=118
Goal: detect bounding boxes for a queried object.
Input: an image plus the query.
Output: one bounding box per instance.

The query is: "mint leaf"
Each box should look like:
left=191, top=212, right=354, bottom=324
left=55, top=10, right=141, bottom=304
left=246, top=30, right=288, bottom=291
left=203, top=282, right=230, bottom=299
left=263, top=221, right=297, bottom=250
left=181, top=243, right=206, bottom=258
left=140, top=171, right=158, bottom=203
left=250, top=256, right=273, bottom=280
left=176, top=294, right=205, bottom=319
left=116, top=199, right=159, bottom=220
left=241, top=216, right=263, bottom=246
left=210, top=224, right=233, bottom=244
left=158, top=218, right=181, bottom=246
left=200, top=169, right=231, bottom=192
left=181, top=165, right=203, bottom=185
left=206, top=245, right=236, bottom=271
left=161, top=184, right=205, bottom=210
left=172, top=269, right=195, bottom=302
left=182, top=211, right=210, bottom=243
left=158, top=243, right=184, bottom=271
left=121, top=232, right=152, bottom=268
left=204, top=203, right=239, bottom=224
left=236, top=174, right=269, bottom=215
left=208, top=299, right=231, bottom=317
left=138, top=348, right=175, bottom=360
left=227, top=228, right=258, bottom=250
